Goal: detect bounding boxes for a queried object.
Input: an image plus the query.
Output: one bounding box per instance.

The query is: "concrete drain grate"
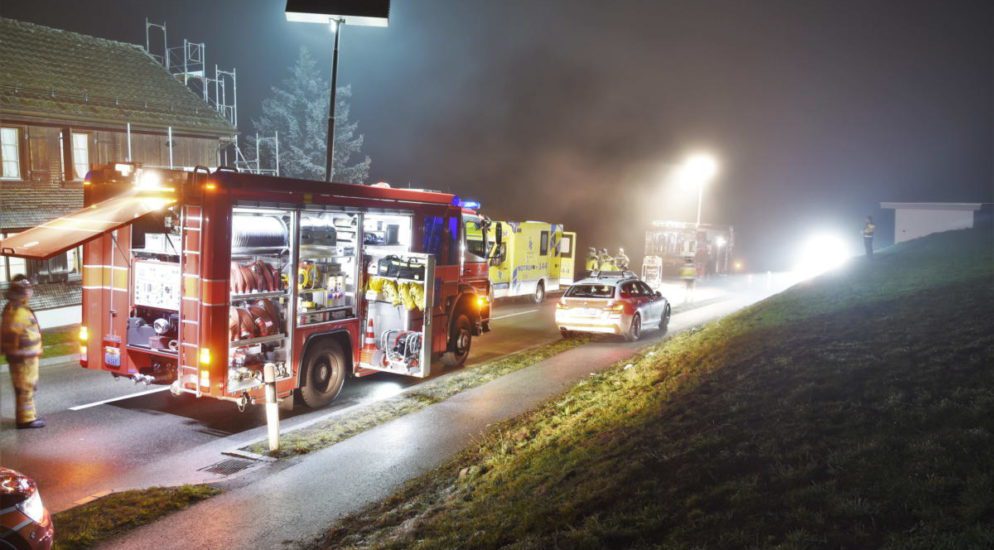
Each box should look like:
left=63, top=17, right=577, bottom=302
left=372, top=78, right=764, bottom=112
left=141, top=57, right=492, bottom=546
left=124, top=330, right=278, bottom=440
left=199, top=458, right=255, bottom=476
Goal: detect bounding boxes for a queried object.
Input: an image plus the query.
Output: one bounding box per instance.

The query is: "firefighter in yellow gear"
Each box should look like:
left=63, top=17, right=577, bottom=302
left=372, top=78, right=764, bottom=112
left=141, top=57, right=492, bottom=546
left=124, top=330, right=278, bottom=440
left=585, top=247, right=599, bottom=274
left=615, top=247, right=630, bottom=271
left=679, top=256, right=698, bottom=290
left=598, top=248, right=617, bottom=271
left=1, top=275, right=45, bottom=429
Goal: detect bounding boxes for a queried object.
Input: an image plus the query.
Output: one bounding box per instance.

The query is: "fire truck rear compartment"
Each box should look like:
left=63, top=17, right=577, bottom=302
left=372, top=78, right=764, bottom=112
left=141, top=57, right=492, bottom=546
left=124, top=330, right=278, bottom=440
left=227, top=208, right=293, bottom=395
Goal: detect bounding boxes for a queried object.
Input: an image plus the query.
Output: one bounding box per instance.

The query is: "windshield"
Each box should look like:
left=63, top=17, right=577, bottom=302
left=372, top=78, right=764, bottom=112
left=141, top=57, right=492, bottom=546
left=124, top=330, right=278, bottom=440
left=463, top=214, right=487, bottom=259
left=565, top=284, right=616, bottom=299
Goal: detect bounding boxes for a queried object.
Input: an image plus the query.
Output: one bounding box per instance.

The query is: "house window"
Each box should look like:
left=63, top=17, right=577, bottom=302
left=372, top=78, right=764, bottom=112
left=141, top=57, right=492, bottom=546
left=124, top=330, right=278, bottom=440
left=0, top=128, right=20, bottom=180
left=72, top=132, right=90, bottom=179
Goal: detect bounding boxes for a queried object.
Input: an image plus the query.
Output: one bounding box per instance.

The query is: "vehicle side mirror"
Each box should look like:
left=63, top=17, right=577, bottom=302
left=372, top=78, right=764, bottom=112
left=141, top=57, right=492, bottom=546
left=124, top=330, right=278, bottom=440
left=654, top=291, right=662, bottom=298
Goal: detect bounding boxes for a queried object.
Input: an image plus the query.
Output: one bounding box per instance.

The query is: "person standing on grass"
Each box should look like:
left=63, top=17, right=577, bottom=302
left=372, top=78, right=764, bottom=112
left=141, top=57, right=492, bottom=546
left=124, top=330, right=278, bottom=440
left=863, top=216, right=876, bottom=257
left=1, top=275, right=45, bottom=429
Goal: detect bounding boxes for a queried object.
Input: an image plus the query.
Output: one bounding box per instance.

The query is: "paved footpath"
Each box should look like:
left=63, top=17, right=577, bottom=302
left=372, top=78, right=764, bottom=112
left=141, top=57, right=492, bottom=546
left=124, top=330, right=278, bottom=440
left=102, top=294, right=764, bottom=549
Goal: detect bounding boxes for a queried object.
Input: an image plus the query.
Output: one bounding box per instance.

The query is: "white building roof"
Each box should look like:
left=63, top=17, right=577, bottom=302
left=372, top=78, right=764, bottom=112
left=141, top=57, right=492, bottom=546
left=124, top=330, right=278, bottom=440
left=880, top=202, right=982, bottom=211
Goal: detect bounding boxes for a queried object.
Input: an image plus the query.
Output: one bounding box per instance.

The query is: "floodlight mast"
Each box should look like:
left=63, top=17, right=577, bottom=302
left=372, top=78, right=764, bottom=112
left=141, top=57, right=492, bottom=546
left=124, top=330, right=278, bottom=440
left=285, top=1, right=390, bottom=183
left=327, top=18, right=342, bottom=183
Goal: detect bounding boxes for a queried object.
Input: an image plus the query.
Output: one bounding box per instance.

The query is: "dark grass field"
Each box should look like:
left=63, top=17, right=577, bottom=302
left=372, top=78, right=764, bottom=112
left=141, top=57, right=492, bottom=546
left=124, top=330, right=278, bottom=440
left=313, top=227, right=994, bottom=549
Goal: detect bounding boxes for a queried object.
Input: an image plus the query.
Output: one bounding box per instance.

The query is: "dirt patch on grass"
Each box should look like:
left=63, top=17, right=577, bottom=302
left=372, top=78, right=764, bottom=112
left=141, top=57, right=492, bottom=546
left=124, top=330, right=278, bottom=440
left=245, top=335, right=591, bottom=458
left=311, top=228, right=994, bottom=549
left=53, top=485, right=220, bottom=549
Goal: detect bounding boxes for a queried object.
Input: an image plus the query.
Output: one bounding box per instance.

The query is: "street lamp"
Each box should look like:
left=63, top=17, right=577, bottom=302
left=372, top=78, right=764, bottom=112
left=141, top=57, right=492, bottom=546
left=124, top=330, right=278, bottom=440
left=285, top=0, right=390, bottom=182
left=681, top=153, right=718, bottom=226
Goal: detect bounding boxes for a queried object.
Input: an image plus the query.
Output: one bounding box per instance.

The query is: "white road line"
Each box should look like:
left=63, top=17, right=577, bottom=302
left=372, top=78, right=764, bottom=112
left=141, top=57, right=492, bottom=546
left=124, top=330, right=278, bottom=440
left=69, top=387, right=170, bottom=411
left=492, top=309, right=539, bottom=321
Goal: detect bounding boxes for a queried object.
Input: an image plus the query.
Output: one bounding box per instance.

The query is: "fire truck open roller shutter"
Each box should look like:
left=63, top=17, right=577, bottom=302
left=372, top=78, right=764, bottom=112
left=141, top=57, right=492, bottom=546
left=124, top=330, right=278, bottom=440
left=0, top=194, right=177, bottom=260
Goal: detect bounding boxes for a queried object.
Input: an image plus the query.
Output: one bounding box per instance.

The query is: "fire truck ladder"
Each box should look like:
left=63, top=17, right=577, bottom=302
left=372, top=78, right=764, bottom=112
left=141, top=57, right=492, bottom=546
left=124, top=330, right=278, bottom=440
left=176, top=204, right=205, bottom=397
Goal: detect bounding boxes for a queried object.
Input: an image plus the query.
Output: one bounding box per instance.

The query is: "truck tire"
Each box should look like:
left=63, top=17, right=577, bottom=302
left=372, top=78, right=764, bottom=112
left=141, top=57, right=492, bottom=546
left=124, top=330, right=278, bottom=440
left=533, top=281, right=545, bottom=304
left=624, top=313, right=642, bottom=342
left=298, top=339, right=347, bottom=408
left=441, top=313, right=472, bottom=368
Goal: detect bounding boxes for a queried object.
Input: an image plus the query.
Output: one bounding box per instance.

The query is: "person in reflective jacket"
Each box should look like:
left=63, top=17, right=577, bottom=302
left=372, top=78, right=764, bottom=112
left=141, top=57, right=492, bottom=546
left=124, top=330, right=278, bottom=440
left=615, top=248, right=630, bottom=270
left=863, top=216, right=876, bottom=257
left=585, top=247, right=599, bottom=275
left=1, top=275, right=45, bottom=429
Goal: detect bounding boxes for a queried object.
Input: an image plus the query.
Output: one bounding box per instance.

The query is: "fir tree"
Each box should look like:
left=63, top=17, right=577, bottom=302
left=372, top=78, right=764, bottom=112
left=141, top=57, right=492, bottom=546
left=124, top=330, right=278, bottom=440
left=251, top=47, right=370, bottom=183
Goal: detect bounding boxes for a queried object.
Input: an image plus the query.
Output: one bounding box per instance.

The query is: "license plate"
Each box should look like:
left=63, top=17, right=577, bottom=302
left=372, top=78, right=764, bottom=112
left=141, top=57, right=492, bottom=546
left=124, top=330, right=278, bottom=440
left=577, top=308, right=602, bottom=317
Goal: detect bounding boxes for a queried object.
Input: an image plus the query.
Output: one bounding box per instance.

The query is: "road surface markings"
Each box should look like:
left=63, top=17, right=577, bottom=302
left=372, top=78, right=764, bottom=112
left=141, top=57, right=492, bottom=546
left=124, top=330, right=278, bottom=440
left=69, top=387, right=170, bottom=411
left=492, top=309, right=539, bottom=321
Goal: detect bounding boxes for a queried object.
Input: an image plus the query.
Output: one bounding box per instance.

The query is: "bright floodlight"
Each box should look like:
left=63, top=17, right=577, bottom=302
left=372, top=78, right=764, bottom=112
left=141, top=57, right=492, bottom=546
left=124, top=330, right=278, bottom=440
left=683, top=153, right=718, bottom=184
left=135, top=170, right=162, bottom=190
left=285, top=0, right=390, bottom=27
left=794, top=233, right=853, bottom=280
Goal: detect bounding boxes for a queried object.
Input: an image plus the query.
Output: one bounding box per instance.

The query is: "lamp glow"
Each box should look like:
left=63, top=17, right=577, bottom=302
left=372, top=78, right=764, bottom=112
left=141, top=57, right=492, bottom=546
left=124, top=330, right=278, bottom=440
left=135, top=170, right=162, bottom=190
left=682, top=153, right=718, bottom=185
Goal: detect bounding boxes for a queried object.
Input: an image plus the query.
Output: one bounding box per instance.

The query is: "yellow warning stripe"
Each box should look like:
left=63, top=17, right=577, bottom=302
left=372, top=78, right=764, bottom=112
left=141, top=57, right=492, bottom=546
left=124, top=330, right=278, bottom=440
left=82, top=265, right=128, bottom=290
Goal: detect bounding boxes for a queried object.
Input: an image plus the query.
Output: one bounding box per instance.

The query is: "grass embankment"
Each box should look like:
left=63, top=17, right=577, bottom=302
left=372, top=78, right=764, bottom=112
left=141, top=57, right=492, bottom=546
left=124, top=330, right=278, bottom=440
left=315, top=227, right=994, bottom=549
left=247, top=335, right=591, bottom=458
left=0, top=324, right=78, bottom=367
left=52, top=485, right=220, bottom=549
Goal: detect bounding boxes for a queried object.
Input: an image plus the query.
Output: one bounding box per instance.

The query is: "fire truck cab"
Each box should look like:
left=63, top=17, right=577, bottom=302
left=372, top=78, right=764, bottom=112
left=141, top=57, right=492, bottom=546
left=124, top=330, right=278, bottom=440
left=0, top=164, right=496, bottom=409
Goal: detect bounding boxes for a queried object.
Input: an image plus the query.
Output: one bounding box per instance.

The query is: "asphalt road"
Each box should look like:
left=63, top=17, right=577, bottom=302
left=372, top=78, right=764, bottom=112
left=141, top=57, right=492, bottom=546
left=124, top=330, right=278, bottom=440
left=0, top=298, right=560, bottom=512
left=0, top=274, right=786, bottom=514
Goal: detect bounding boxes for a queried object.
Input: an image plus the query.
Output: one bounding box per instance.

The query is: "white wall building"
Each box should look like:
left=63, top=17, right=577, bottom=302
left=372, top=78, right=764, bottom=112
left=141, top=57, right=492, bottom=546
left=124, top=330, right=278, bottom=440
left=880, top=202, right=981, bottom=244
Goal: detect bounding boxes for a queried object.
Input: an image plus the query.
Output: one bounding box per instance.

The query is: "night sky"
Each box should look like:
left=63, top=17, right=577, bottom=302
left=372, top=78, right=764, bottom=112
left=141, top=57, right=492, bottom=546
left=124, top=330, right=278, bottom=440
left=3, top=0, right=991, bottom=269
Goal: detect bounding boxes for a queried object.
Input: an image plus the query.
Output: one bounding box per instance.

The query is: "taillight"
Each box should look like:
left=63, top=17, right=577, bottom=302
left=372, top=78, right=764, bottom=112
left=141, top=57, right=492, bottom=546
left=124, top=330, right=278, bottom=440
left=79, top=325, right=88, bottom=365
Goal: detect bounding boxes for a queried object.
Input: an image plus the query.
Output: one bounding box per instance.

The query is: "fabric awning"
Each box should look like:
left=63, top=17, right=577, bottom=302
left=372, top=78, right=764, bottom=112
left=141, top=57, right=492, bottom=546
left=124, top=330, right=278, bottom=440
left=0, top=194, right=176, bottom=260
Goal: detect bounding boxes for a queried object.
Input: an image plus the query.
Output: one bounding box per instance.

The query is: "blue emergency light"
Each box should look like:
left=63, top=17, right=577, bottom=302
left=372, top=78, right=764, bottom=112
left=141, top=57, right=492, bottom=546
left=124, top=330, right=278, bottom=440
left=456, top=198, right=481, bottom=210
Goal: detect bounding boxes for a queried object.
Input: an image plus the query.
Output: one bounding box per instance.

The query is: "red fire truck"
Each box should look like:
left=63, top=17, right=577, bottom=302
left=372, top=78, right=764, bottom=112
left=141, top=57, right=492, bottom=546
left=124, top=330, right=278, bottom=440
left=0, top=164, right=498, bottom=409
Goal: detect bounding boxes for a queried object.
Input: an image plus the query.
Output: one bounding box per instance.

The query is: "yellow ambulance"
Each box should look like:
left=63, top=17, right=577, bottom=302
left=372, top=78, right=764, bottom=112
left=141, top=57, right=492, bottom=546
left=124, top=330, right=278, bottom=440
left=488, top=221, right=576, bottom=302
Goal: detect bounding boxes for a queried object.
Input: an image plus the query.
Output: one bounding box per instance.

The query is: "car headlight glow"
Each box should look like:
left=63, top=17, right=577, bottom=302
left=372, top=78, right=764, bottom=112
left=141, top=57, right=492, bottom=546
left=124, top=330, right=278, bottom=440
left=18, top=489, right=45, bottom=523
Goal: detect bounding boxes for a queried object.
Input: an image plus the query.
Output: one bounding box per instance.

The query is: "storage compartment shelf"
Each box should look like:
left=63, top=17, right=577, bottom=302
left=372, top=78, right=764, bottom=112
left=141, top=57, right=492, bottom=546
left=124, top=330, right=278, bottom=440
left=229, top=334, right=286, bottom=348
left=126, top=345, right=178, bottom=358
left=299, top=305, right=353, bottom=315
left=230, top=290, right=287, bottom=301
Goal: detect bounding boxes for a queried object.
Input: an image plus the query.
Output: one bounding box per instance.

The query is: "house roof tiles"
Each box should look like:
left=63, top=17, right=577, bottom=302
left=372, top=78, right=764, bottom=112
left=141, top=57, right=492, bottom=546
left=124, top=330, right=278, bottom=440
left=0, top=17, right=235, bottom=136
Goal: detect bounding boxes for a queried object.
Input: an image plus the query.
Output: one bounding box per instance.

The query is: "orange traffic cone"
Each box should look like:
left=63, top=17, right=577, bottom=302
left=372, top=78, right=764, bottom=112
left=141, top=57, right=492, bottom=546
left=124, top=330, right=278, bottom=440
left=361, top=317, right=377, bottom=365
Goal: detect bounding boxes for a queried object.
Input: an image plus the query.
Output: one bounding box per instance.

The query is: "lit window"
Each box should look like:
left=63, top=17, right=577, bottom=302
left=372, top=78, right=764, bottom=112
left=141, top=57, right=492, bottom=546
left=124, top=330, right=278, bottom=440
left=72, top=133, right=90, bottom=180
left=0, top=128, right=20, bottom=180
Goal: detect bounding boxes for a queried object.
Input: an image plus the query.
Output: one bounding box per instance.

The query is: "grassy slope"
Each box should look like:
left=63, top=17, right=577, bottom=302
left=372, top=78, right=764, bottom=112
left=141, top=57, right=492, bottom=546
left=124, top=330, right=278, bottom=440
left=316, top=227, right=994, bottom=549
left=53, top=485, right=220, bottom=549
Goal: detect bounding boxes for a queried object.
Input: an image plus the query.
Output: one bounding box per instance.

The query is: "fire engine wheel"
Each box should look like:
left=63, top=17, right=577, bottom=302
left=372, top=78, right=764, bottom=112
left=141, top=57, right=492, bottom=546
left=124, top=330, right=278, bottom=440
left=533, top=281, right=546, bottom=304
left=624, top=313, right=642, bottom=342
left=441, top=313, right=473, bottom=368
left=298, top=340, right=347, bottom=409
